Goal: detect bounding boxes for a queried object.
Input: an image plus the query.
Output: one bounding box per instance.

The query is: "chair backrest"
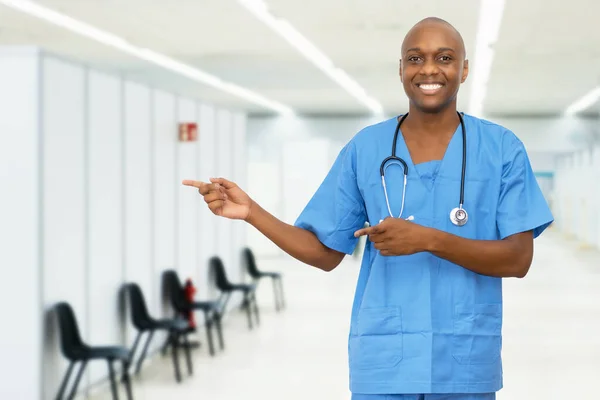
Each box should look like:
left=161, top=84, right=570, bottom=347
left=243, top=247, right=260, bottom=279
left=209, top=256, right=232, bottom=291
left=126, top=283, right=152, bottom=330
left=163, top=269, right=187, bottom=311
left=54, top=302, right=85, bottom=360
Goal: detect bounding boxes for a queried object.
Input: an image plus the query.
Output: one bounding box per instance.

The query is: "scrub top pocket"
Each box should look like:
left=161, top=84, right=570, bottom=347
left=349, top=307, right=403, bottom=370
left=452, top=303, right=502, bottom=365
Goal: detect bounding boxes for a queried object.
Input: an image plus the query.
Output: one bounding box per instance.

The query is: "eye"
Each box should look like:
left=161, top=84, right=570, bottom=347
left=438, top=55, right=453, bottom=63
left=407, top=55, right=422, bottom=63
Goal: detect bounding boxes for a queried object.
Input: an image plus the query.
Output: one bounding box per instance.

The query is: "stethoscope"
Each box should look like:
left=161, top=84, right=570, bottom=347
left=380, top=111, right=468, bottom=226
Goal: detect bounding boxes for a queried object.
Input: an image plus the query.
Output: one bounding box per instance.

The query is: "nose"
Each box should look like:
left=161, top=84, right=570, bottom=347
left=419, top=58, right=440, bottom=76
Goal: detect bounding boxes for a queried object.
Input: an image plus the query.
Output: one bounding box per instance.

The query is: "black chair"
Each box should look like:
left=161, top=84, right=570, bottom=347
left=54, top=302, right=133, bottom=400
left=126, top=283, right=193, bottom=382
left=162, top=270, right=224, bottom=356
left=243, top=247, right=285, bottom=312
left=210, top=256, right=260, bottom=330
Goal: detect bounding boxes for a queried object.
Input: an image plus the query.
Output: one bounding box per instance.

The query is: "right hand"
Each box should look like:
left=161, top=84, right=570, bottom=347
left=182, top=177, right=253, bottom=221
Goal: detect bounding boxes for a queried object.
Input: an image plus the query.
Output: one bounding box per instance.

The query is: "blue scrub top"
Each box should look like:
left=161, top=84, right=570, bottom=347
left=294, top=114, right=554, bottom=395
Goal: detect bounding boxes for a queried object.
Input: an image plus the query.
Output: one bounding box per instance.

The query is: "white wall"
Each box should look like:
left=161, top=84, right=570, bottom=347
left=246, top=115, right=386, bottom=258
left=553, top=145, right=600, bottom=249
left=0, top=47, right=42, bottom=400
left=216, top=110, right=234, bottom=278
left=246, top=114, right=599, bottom=258
left=41, top=56, right=88, bottom=396
left=123, top=80, right=153, bottom=349
left=0, top=47, right=248, bottom=400
left=177, top=98, right=199, bottom=283
left=153, top=90, right=177, bottom=322
left=196, top=105, right=218, bottom=300
left=86, top=69, right=125, bottom=384
left=214, top=109, right=248, bottom=308
left=232, top=114, right=248, bottom=283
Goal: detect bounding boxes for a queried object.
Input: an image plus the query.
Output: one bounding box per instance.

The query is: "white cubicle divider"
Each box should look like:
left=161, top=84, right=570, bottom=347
left=594, top=145, right=600, bottom=249
left=554, top=143, right=600, bottom=250
left=571, top=152, right=581, bottom=240
left=197, top=104, right=218, bottom=300
left=580, top=150, right=595, bottom=247
left=0, top=47, right=248, bottom=400
left=555, top=156, right=568, bottom=233
left=152, top=89, right=177, bottom=322
left=215, top=109, right=240, bottom=309
left=123, top=80, right=153, bottom=349
left=232, top=113, right=248, bottom=284
left=564, top=154, right=576, bottom=238
left=555, top=154, right=571, bottom=237
left=0, top=46, right=42, bottom=400
left=41, top=55, right=89, bottom=397
left=86, top=69, right=125, bottom=384
left=177, top=98, right=199, bottom=284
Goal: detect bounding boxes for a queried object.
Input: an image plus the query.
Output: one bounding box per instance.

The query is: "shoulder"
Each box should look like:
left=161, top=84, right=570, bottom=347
left=463, top=113, right=525, bottom=155
left=351, top=116, right=398, bottom=146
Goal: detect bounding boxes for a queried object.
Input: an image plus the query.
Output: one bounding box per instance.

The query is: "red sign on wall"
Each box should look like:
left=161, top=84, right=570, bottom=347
left=179, top=122, right=198, bottom=142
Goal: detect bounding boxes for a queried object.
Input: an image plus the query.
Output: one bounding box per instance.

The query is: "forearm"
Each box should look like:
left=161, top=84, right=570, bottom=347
left=245, top=201, right=343, bottom=271
left=425, top=229, right=533, bottom=278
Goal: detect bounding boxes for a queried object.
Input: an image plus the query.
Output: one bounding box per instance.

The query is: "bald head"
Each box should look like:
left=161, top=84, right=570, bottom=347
left=398, top=17, right=470, bottom=114
left=402, top=17, right=466, bottom=60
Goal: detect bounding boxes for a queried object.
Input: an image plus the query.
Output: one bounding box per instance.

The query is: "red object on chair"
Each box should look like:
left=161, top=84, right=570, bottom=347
left=183, top=278, right=197, bottom=328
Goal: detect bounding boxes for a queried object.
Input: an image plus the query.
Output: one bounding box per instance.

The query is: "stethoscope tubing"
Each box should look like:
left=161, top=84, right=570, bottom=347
left=381, top=111, right=467, bottom=221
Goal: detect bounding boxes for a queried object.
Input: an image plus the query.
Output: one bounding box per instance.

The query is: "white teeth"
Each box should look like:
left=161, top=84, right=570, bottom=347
left=420, top=84, right=442, bottom=90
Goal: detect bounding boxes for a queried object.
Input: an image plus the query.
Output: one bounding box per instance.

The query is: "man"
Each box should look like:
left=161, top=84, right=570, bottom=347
left=183, top=17, right=553, bottom=400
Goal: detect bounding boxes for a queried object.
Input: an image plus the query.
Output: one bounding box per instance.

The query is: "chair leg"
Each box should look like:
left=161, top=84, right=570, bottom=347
left=182, top=333, right=193, bottom=375
left=55, top=362, right=74, bottom=400
left=203, top=310, right=216, bottom=356
left=219, top=292, right=231, bottom=315
left=160, top=335, right=170, bottom=356
left=121, top=360, right=134, bottom=400
left=66, top=360, right=87, bottom=400
left=244, top=293, right=253, bottom=330
left=128, top=332, right=142, bottom=366
left=277, top=277, right=286, bottom=309
left=214, top=312, right=225, bottom=350
left=107, top=360, right=120, bottom=400
left=272, top=277, right=280, bottom=312
left=169, top=332, right=182, bottom=383
left=135, top=330, right=154, bottom=375
left=252, top=292, right=260, bottom=326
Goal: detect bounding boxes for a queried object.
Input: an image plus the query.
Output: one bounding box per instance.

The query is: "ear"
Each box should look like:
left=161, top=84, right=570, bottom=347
left=461, top=59, right=469, bottom=84
left=399, top=59, right=403, bottom=82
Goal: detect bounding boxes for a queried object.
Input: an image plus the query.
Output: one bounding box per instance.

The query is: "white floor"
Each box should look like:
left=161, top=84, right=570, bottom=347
left=92, top=228, right=600, bottom=400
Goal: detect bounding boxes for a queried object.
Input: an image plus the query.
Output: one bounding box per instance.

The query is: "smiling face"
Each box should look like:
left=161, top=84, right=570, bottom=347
left=400, top=18, right=469, bottom=114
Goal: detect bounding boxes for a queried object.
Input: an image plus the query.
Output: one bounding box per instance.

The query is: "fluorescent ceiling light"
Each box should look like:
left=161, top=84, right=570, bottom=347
left=0, top=0, right=294, bottom=115
left=238, top=0, right=383, bottom=115
left=564, top=87, right=600, bottom=116
left=468, top=0, right=506, bottom=117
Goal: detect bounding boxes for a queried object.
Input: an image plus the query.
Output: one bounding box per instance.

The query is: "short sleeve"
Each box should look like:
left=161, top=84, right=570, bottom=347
left=294, top=140, right=367, bottom=254
left=497, top=135, right=554, bottom=239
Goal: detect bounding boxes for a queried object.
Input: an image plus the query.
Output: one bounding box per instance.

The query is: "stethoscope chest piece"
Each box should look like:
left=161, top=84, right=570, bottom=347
left=450, top=207, right=468, bottom=226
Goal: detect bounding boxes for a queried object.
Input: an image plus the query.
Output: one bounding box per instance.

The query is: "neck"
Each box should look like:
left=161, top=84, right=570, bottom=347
left=402, top=103, right=459, bottom=136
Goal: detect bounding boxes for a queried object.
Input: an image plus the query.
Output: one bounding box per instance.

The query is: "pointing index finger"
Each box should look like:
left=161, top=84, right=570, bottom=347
left=182, top=179, right=205, bottom=189
left=354, top=224, right=382, bottom=238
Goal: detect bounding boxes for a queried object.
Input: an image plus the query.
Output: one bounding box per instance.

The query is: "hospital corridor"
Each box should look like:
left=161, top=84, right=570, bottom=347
left=1, top=1, right=600, bottom=400
left=90, top=231, right=600, bottom=400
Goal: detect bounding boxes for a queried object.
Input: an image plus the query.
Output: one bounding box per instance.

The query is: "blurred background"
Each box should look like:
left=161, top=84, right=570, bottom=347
left=1, top=0, right=599, bottom=399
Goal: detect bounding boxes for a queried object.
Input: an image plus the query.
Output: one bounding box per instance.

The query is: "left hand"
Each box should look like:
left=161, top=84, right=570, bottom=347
left=354, top=217, right=431, bottom=256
